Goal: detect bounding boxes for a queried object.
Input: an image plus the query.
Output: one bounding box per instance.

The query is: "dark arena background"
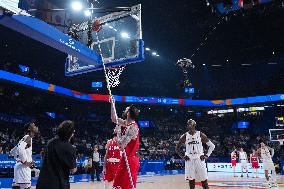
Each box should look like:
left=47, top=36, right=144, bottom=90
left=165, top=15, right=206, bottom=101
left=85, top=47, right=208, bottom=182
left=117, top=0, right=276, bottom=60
left=0, top=0, right=284, bottom=188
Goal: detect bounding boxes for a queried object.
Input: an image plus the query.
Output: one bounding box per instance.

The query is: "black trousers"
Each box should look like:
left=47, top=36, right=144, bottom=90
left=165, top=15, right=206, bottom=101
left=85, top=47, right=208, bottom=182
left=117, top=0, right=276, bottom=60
left=91, top=161, right=100, bottom=181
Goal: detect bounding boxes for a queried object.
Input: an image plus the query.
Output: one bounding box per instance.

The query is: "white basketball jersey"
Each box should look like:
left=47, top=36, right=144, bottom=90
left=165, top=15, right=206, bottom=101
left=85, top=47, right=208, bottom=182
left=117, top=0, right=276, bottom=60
left=185, top=131, right=204, bottom=159
left=13, top=135, right=33, bottom=163
left=239, top=152, right=247, bottom=160
left=261, top=147, right=273, bottom=162
left=25, top=137, right=33, bottom=163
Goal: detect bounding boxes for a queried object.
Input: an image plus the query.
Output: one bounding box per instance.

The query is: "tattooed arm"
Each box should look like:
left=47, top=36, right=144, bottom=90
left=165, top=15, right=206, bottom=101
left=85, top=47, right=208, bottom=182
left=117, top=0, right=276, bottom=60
left=117, top=124, right=138, bottom=149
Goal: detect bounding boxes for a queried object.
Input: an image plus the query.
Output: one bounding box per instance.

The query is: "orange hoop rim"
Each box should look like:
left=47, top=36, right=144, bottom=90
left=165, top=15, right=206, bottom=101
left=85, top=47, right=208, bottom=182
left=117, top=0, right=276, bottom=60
left=107, top=65, right=126, bottom=71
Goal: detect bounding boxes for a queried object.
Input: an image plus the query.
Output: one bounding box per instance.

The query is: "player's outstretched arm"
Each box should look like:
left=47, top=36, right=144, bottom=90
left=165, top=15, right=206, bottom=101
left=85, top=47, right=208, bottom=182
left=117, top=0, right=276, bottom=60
left=110, top=95, right=125, bottom=126
left=176, top=134, right=188, bottom=160
left=200, top=132, right=215, bottom=158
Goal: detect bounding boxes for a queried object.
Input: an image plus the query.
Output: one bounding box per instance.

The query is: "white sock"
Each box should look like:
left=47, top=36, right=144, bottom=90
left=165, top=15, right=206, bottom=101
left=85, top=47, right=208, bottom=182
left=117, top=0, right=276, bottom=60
left=271, top=170, right=277, bottom=182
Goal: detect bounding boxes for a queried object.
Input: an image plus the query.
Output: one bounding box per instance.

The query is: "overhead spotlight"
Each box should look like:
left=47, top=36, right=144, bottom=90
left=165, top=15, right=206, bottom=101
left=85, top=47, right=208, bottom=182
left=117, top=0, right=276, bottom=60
left=206, top=0, right=210, bottom=6
left=84, top=9, right=91, bottom=17
left=203, top=64, right=206, bottom=66
left=156, top=54, right=160, bottom=57
left=152, top=52, right=157, bottom=56
left=71, top=1, right=83, bottom=11
left=145, top=47, right=151, bottom=51
left=212, top=64, right=222, bottom=67
left=226, top=59, right=229, bottom=62
left=121, top=32, right=130, bottom=39
left=272, top=51, right=275, bottom=55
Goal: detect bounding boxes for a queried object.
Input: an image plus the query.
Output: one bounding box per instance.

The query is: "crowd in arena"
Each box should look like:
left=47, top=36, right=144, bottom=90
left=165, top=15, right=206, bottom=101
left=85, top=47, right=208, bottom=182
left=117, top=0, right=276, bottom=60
left=0, top=81, right=282, bottom=174
left=0, top=107, right=282, bottom=165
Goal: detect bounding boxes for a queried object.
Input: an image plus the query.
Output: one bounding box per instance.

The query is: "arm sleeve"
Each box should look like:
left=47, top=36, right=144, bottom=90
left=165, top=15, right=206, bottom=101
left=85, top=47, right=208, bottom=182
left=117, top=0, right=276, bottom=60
left=17, top=140, right=28, bottom=162
left=205, top=140, right=215, bottom=157
left=117, top=125, right=138, bottom=149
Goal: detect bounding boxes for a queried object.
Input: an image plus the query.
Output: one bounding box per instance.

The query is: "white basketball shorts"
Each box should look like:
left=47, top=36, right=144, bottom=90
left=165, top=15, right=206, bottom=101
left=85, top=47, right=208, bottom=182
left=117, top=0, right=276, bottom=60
left=185, top=158, right=208, bottom=181
left=13, top=163, right=31, bottom=187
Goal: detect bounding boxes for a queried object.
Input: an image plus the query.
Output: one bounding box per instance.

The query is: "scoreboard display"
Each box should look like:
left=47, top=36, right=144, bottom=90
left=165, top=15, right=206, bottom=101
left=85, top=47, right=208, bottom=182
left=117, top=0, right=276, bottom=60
left=275, top=117, right=284, bottom=127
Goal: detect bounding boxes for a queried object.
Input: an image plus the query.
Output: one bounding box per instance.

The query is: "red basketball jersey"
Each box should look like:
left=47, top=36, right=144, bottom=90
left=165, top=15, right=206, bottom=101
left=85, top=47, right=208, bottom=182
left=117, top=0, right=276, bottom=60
left=112, top=121, right=140, bottom=189
left=251, top=154, right=258, bottom=163
left=106, top=139, right=121, bottom=160
left=123, top=121, right=140, bottom=157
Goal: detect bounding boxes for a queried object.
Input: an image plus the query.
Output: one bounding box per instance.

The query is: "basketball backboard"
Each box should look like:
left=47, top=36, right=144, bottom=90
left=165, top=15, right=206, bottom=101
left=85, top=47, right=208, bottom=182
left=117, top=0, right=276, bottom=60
left=269, top=129, right=284, bottom=141
left=65, top=4, right=144, bottom=76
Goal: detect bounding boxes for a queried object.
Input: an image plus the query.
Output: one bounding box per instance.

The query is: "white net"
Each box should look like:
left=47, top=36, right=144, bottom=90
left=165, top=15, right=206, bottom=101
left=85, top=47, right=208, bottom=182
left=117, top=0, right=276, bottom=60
left=106, top=66, right=126, bottom=88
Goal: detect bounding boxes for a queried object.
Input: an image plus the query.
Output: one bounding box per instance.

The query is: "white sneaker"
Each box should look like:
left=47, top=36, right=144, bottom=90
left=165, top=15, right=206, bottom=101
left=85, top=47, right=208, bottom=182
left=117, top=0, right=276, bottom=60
left=271, top=181, right=279, bottom=188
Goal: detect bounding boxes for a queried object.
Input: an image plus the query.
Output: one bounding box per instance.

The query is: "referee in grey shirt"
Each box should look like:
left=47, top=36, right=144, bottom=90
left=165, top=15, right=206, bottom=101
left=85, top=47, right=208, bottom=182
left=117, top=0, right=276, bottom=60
left=91, top=145, right=101, bottom=181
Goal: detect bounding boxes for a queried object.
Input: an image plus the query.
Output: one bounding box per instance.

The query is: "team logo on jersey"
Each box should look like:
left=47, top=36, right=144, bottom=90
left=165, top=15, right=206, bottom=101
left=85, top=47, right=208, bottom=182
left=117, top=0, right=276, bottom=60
left=188, top=141, right=199, bottom=145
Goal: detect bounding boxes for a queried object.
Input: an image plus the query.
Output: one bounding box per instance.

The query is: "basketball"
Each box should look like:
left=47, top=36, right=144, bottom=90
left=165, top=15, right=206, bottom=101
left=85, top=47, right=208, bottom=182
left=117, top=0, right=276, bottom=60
left=92, top=20, right=102, bottom=32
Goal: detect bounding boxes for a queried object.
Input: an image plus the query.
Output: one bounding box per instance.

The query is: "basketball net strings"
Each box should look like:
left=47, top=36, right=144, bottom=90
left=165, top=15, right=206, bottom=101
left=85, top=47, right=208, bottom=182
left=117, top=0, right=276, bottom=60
left=95, top=32, right=135, bottom=189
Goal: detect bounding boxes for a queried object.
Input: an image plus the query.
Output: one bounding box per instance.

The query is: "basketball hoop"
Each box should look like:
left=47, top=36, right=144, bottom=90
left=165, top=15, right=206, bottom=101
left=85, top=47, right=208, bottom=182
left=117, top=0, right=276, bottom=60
left=105, top=65, right=126, bottom=88
left=277, top=134, right=284, bottom=145
left=92, top=22, right=126, bottom=89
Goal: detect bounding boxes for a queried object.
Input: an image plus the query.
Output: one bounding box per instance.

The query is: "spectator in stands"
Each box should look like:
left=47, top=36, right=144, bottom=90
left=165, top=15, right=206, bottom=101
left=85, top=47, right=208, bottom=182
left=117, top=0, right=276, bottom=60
left=83, top=157, right=93, bottom=174
left=91, top=145, right=101, bottom=182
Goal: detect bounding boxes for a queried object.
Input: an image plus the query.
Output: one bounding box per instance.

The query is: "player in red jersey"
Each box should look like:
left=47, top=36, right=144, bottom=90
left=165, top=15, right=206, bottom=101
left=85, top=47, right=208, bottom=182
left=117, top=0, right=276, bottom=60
left=110, top=96, right=140, bottom=189
left=103, top=135, right=121, bottom=189
left=250, top=149, right=259, bottom=178
left=231, top=150, right=237, bottom=177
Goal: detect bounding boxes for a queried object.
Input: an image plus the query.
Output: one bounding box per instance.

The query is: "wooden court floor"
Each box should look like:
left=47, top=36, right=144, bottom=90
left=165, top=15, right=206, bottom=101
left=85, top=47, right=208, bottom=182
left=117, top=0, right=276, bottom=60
left=59, top=173, right=284, bottom=189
